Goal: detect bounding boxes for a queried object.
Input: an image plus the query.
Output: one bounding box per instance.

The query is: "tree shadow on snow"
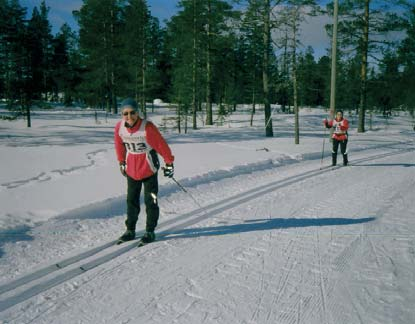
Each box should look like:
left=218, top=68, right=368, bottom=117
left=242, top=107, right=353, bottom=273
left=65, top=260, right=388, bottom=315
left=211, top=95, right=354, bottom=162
left=162, top=217, right=376, bottom=241
left=0, top=226, right=33, bottom=258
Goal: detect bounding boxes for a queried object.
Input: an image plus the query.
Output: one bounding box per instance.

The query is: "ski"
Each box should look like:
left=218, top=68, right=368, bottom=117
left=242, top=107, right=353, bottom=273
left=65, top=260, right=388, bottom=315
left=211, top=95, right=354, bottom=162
left=116, top=238, right=134, bottom=245
left=137, top=240, right=148, bottom=247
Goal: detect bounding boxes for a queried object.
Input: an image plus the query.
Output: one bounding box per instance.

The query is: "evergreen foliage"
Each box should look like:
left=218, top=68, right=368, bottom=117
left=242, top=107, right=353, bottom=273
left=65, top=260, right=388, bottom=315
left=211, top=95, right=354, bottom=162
left=0, top=0, right=412, bottom=134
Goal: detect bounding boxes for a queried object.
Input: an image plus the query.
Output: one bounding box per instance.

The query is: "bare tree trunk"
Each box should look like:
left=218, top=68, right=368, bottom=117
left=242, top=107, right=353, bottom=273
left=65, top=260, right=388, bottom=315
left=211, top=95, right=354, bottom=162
left=142, top=41, right=147, bottom=118
left=177, top=101, right=181, bottom=133
left=192, top=0, right=197, bottom=129
left=23, top=95, right=31, bottom=128
left=103, top=21, right=111, bottom=113
left=110, top=10, right=117, bottom=114
left=263, top=0, right=273, bottom=137
left=250, top=70, right=256, bottom=127
left=135, top=63, right=139, bottom=106
left=206, top=0, right=213, bottom=126
left=358, top=0, right=370, bottom=133
left=282, top=31, right=288, bottom=113
left=291, top=10, right=299, bottom=144
left=141, top=4, right=147, bottom=119
left=111, top=16, right=116, bottom=113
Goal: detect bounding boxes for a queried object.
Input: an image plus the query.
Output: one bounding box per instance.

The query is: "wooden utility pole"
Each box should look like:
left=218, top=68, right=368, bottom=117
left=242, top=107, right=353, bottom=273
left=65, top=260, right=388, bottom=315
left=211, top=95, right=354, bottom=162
left=358, top=0, right=370, bottom=133
left=329, top=0, right=339, bottom=120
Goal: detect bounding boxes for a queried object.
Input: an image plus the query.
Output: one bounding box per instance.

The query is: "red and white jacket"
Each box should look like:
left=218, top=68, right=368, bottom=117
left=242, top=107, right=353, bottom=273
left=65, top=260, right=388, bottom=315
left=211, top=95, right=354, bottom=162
left=326, top=117, right=349, bottom=141
left=114, top=119, right=174, bottom=180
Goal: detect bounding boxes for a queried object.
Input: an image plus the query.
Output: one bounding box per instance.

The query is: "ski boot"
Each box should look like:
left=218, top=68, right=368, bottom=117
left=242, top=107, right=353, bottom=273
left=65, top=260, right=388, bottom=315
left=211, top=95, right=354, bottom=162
left=117, top=229, right=135, bottom=244
left=138, top=231, right=156, bottom=247
left=343, top=154, right=348, bottom=166
left=332, top=153, right=337, bottom=166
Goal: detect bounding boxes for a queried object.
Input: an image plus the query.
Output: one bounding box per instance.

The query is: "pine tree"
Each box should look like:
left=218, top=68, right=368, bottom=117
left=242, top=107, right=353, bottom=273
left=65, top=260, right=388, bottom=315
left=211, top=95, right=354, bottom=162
left=165, top=0, right=203, bottom=131
left=123, top=0, right=149, bottom=117
left=327, top=0, right=408, bottom=132
left=200, top=0, right=236, bottom=126
left=74, top=0, right=125, bottom=112
left=239, top=0, right=264, bottom=125
left=398, top=4, right=415, bottom=113
left=0, top=0, right=27, bottom=106
left=297, top=47, right=321, bottom=107
left=50, top=24, right=80, bottom=105
left=26, top=2, right=53, bottom=101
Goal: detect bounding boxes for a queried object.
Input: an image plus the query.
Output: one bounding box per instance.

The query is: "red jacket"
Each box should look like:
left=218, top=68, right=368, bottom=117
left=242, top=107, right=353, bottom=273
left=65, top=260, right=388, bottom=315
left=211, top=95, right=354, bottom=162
left=114, top=119, right=174, bottom=180
left=326, top=117, right=349, bottom=141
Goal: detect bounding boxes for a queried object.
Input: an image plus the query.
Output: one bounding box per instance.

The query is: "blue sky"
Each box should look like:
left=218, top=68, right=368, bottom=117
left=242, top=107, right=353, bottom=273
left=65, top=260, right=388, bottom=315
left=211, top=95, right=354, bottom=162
left=20, top=0, right=180, bottom=33
left=19, top=0, right=332, bottom=58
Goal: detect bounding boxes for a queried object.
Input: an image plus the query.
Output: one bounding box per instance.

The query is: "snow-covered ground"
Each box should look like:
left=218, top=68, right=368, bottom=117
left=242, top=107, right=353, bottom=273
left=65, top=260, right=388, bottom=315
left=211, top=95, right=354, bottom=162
left=0, top=105, right=414, bottom=323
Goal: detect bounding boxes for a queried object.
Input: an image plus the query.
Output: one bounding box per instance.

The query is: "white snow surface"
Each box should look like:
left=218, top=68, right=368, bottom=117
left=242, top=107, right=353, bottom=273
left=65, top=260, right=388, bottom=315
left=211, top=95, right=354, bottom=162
left=0, top=106, right=414, bottom=324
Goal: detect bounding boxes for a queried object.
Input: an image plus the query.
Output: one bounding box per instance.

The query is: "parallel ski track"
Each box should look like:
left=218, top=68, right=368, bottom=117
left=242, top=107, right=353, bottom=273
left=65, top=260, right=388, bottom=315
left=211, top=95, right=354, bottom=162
left=0, top=144, right=413, bottom=313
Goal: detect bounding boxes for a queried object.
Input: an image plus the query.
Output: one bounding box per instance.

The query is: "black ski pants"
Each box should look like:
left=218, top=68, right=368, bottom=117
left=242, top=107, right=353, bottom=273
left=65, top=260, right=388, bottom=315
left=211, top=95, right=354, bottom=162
left=332, top=138, right=348, bottom=165
left=125, top=173, right=159, bottom=232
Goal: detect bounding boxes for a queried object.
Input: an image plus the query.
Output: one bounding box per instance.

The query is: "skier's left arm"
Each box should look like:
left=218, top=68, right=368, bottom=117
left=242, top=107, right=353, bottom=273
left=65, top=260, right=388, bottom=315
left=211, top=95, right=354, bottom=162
left=146, top=122, right=174, bottom=164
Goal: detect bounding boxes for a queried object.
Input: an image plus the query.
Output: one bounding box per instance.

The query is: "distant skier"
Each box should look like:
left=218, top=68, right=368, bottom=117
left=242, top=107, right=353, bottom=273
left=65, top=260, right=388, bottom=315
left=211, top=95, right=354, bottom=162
left=323, top=110, right=349, bottom=166
left=114, top=98, right=175, bottom=245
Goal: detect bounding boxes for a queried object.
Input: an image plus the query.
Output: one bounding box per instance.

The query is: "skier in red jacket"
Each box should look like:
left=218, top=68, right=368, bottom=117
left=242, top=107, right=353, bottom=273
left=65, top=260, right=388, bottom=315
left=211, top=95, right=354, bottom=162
left=324, top=110, right=349, bottom=166
left=114, top=98, right=174, bottom=245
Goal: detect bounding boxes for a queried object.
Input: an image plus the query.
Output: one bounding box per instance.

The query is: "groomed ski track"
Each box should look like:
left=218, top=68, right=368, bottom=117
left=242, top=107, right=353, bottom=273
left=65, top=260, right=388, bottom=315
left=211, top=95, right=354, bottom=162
left=1, top=142, right=414, bottom=323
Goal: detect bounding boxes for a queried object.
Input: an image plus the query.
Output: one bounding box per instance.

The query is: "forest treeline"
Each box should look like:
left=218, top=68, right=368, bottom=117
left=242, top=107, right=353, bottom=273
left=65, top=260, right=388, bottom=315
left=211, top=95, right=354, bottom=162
left=0, top=0, right=414, bottom=134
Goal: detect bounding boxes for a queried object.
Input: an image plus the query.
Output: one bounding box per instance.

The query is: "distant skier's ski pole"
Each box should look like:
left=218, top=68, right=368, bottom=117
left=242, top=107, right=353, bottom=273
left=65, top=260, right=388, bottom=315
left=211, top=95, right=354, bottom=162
left=265, top=105, right=279, bottom=129
left=320, top=126, right=327, bottom=169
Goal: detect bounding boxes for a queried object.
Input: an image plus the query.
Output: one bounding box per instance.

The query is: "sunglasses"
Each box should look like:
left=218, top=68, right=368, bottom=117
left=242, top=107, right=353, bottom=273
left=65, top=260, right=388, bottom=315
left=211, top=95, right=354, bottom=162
left=123, top=110, right=136, bottom=116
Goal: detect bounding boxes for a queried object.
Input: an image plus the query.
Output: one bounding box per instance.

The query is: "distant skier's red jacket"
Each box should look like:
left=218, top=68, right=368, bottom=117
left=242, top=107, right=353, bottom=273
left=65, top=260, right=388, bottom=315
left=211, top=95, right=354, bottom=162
left=114, top=119, right=174, bottom=180
left=325, top=117, right=349, bottom=141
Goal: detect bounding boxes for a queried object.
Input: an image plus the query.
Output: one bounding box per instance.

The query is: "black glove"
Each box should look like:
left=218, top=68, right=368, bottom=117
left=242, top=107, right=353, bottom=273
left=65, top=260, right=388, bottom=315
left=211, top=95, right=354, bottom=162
left=163, top=163, right=174, bottom=178
left=119, top=162, right=127, bottom=177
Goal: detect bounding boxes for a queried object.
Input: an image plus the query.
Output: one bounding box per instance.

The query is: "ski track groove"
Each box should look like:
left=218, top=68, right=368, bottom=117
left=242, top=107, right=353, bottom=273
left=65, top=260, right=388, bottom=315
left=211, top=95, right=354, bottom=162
left=261, top=149, right=403, bottom=324
left=316, top=229, right=328, bottom=324
left=341, top=281, right=365, bottom=324
left=272, top=196, right=329, bottom=324
left=248, top=202, right=267, bottom=324
left=266, top=238, right=298, bottom=323
left=0, top=144, right=413, bottom=317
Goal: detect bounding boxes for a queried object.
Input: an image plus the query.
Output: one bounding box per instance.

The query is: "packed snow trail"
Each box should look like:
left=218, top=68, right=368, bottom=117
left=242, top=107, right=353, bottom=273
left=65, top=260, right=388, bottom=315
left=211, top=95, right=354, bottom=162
left=1, top=144, right=414, bottom=323
left=0, top=143, right=410, bottom=306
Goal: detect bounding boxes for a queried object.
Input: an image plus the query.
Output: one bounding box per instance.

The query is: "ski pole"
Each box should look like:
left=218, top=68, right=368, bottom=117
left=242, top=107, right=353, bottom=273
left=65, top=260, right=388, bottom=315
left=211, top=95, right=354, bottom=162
left=162, top=167, right=204, bottom=210
left=265, top=105, right=279, bottom=129
left=171, top=176, right=204, bottom=210
left=320, top=125, right=327, bottom=169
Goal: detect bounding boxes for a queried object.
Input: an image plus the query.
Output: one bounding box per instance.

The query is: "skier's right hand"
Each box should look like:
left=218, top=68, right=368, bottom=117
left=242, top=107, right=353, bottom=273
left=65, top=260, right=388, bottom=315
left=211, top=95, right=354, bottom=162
left=119, top=162, right=127, bottom=177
